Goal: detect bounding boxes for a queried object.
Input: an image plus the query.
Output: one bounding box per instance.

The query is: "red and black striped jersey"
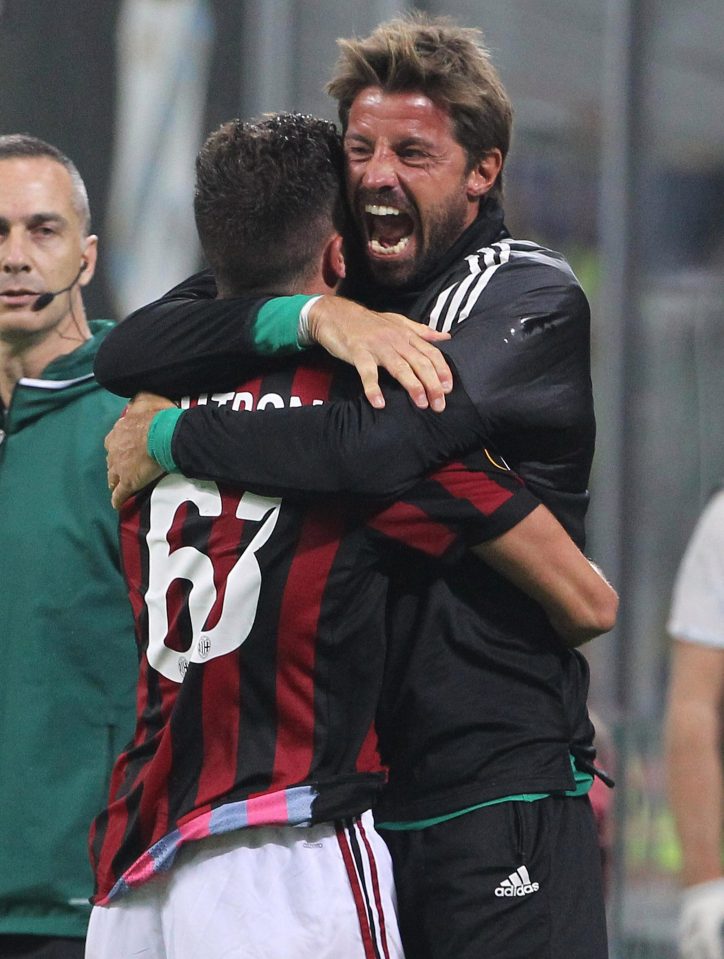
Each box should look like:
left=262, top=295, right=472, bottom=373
left=89, top=355, right=536, bottom=904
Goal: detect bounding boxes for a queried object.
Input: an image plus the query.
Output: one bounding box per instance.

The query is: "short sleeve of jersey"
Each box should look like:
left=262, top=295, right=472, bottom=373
left=364, top=449, right=539, bottom=564
left=668, top=490, right=724, bottom=648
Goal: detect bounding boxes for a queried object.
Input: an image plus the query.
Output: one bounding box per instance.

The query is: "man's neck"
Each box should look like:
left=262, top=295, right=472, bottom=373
left=219, top=261, right=337, bottom=301
left=0, top=314, right=91, bottom=407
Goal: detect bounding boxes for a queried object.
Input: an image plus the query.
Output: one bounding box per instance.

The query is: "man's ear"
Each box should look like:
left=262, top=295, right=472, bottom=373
left=322, top=233, right=346, bottom=289
left=79, top=234, right=98, bottom=286
left=466, top=148, right=503, bottom=199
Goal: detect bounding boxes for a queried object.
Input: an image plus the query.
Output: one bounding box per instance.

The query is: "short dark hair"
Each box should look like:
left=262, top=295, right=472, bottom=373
left=0, top=133, right=91, bottom=233
left=193, top=113, right=345, bottom=295
left=327, top=13, right=513, bottom=201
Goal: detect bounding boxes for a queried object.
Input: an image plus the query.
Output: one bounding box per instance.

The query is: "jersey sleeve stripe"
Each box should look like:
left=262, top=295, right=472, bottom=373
left=366, top=501, right=458, bottom=557
left=432, top=241, right=510, bottom=331
left=431, top=461, right=519, bottom=514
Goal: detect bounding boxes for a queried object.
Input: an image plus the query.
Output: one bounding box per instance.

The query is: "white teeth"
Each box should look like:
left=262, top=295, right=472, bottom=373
left=365, top=204, right=401, bottom=216
left=365, top=205, right=411, bottom=255
left=369, top=236, right=410, bottom=256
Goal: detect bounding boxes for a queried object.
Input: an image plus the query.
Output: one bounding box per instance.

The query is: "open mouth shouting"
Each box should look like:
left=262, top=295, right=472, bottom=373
left=363, top=202, right=416, bottom=258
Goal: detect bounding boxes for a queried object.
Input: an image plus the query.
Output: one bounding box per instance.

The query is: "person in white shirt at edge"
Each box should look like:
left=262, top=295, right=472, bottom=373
left=666, top=486, right=724, bottom=959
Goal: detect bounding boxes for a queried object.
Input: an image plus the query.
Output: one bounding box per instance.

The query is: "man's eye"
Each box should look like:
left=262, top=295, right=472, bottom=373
left=34, top=227, right=56, bottom=237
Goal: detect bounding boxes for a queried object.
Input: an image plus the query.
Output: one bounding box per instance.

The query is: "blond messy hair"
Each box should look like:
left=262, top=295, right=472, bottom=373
left=327, top=13, right=513, bottom=201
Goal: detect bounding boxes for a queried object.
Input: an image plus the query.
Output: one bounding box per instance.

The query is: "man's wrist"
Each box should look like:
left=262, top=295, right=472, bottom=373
left=255, top=295, right=319, bottom=353
left=147, top=407, right=184, bottom=472
left=297, top=295, right=323, bottom=346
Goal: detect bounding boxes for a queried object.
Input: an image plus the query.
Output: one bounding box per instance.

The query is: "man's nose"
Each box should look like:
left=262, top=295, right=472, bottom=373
left=1, top=234, right=31, bottom=273
left=360, top=145, right=398, bottom=191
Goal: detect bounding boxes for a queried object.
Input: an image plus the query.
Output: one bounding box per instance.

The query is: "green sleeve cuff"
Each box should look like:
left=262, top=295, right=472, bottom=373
left=255, top=295, right=316, bottom=353
left=147, top=407, right=184, bottom=472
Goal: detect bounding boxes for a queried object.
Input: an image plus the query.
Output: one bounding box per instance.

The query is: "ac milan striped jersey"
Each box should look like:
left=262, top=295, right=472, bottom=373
left=89, top=354, right=536, bottom=903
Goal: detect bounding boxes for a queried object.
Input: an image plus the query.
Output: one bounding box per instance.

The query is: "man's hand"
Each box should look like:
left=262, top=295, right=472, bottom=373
left=106, top=392, right=173, bottom=509
left=308, top=296, right=453, bottom=411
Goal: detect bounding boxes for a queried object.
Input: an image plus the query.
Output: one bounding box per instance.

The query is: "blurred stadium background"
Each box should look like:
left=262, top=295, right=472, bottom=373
left=2, top=1, right=723, bottom=954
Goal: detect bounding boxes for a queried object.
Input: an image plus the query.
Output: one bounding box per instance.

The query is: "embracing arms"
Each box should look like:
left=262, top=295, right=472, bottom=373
left=95, top=272, right=454, bottom=412
left=105, top=393, right=616, bottom=649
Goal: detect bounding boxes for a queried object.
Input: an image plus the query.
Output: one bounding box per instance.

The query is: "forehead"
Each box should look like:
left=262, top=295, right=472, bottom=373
left=346, top=87, right=458, bottom=144
left=0, top=156, right=80, bottom=226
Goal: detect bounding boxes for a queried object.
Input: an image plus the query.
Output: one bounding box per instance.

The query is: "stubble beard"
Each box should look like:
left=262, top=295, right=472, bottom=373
left=364, top=191, right=472, bottom=289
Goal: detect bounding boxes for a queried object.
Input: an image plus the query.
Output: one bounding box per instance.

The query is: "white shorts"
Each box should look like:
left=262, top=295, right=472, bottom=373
left=85, top=811, right=403, bottom=959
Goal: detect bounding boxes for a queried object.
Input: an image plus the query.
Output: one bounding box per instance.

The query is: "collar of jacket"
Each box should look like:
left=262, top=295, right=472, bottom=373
left=1, top=320, right=113, bottom=433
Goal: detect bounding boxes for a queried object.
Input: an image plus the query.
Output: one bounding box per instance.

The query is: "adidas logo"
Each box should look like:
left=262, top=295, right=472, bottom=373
left=494, top=865, right=540, bottom=898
